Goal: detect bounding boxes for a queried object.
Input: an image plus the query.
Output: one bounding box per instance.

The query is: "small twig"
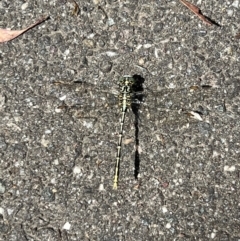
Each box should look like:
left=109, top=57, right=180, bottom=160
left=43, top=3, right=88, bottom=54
left=180, top=0, right=213, bottom=26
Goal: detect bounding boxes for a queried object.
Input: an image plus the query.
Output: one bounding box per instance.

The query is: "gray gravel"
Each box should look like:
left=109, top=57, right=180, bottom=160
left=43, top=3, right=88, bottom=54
left=0, top=0, right=240, bottom=240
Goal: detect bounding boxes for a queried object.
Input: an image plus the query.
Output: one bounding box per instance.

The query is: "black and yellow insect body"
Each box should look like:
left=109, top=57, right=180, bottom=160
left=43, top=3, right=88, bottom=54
left=113, top=76, right=135, bottom=189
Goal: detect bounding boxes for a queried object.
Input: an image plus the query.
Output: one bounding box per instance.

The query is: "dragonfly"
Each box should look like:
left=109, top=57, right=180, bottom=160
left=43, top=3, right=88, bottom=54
left=112, top=75, right=144, bottom=189
left=51, top=75, right=228, bottom=189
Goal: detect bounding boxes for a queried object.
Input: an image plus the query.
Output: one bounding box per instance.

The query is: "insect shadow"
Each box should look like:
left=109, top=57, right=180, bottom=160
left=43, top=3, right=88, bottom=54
left=130, top=74, right=145, bottom=184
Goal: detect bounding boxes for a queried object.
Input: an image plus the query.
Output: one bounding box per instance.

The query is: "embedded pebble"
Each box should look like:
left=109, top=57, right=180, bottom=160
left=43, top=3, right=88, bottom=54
left=0, top=207, right=4, bottom=215
left=62, top=222, right=71, bottom=230
left=224, top=165, right=235, bottom=172
left=73, top=165, right=81, bottom=174
left=59, top=95, right=66, bottom=101
left=99, top=61, right=112, bottom=73
left=107, top=18, right=115, bottom=26
left=42, top=187, right=55, bottom=202
left=83, top=39, right=95, bottom=48
left=99, top=183, right=105, bottom=191
left=0, top=180, right=6, bottom=194
left=0, top=94, right=5, bottom=109
left=166, top=223, right=171, bottom=229
left=139, top=58, right=145, bottom=65
left=162, top=206, right=168, bottom=213
left=232, top=0, right=239, bottom=8
left=21, top=2, right=28, bottom=10
left=41, top=135, right=50, bottom=147
left=143, top=43, right=152, bottom=49
left=227, top=9, right=233, bottom=16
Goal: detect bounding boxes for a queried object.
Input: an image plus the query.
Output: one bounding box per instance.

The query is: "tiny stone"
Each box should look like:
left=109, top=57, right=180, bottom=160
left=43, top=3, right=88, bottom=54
left=21, top=2, right=28, bottom=10
left=83, top=39, right=95, bottom=48
left=45, top=129, right=51, bottom=134
left=99, top=183, right=105, bottom=191
left=41, top=135, right=50, bottom=147
left=166, top=223, right=171, bottom=229
left=93, top=0, right=101, bottom=4
left=62, top=222, right=71, bottom=230
left=97, top=39, right=105, bottom=47
left=139, top=58, right=145, bottom=65
left=54, top=159, right=59, bottom=165
left=107, top=18, right=115, bottom=26
left=0, top=207, right=4, bottom=215
left=42, top=187, right=55, bottom=202
left=0, top=180, right=6, bottom=194
left=0, top=94, right=5, bottom=108
left=59, top=95, right=66, bottom=101
left=99, top=61, right=112, bottom=73
left=143, top=43, right=152, bottom=48
left=73, top=165, right=81, bottom=174
left=0, top=136, right=7, bottom=150
left=232, top=0, right=239, bottom=8
left=105, top=51, right=118, bottom=57
left=162, top=206, right=168, bottom=213
left=227, top=9, right=233, bottom=16
left=224, top=165, right=235, bottom=172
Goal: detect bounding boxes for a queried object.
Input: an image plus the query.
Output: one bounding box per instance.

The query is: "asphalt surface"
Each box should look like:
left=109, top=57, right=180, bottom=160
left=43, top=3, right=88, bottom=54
left=0, top=0, right=240, bottom=240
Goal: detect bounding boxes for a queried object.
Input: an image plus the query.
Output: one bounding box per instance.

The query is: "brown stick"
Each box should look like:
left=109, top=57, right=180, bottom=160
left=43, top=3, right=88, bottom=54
left=180, top=0, right=213, bottom=26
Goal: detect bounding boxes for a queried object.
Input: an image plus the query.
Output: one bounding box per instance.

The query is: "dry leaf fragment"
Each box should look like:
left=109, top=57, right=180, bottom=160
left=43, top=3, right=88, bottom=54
left=189, top=85, right=212, bottom=92
left=235, top=33, right=240, bottom=39
left=179, top=0, right=213, bottom=26
left=67, top=0, right=80, bottom=16
left=0, top=15, right=49, bottom=43
left=71, top=0, right=80, bottom=16
left=187, top=111, right=203, bottom=121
